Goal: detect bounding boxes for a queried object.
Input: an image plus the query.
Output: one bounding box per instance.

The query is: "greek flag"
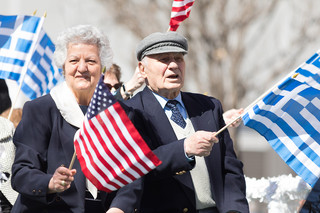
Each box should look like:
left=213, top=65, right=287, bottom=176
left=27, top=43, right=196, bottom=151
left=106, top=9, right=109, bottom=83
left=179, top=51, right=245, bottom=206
left=242, top=51, right=320, bottom=187
left=0, top=15, right=62, bottom=100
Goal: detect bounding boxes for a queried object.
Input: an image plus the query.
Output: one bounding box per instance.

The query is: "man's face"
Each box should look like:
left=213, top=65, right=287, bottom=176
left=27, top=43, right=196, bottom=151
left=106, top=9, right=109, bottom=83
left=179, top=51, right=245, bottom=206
left=139, top=52, right=185, bottom=99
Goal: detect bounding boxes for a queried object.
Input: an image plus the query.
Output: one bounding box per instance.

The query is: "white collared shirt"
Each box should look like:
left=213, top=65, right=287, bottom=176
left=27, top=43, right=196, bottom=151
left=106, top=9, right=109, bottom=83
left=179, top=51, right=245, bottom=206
left=152, top=92, right=187, bottom=120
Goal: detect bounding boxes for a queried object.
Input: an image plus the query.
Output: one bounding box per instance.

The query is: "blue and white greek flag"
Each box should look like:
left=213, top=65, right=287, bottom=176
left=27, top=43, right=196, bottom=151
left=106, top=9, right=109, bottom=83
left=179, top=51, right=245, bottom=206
left=242, top=52, right=320, bottom=187
left=0, top=15, right=62, bottom=99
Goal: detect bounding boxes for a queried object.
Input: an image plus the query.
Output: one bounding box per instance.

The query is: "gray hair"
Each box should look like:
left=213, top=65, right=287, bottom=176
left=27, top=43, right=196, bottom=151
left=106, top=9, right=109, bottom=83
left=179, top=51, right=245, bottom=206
left=53, top=25, right=113, bottom=71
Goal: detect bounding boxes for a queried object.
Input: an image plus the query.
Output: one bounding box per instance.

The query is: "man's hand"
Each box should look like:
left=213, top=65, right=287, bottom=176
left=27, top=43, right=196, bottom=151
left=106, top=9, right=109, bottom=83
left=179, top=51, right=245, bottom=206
left=184, top=131, right=219, bottom=157
left=106, top=207, right=125, bottom=213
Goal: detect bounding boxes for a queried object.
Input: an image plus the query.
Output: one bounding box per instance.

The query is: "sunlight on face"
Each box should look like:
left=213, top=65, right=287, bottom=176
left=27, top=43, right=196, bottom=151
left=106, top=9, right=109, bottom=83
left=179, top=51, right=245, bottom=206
left=64, top=43, right=102, bottom=99
left=141, top=52, right=185, bottom=99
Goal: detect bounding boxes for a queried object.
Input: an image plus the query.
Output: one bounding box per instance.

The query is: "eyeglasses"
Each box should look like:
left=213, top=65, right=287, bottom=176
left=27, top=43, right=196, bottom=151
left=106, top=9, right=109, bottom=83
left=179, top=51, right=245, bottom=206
left=105, top=82, right=122, bottom=91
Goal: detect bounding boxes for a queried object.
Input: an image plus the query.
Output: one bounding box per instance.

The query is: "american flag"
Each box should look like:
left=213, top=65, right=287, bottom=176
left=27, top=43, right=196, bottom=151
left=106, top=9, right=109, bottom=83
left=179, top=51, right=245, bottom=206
left=0, top=15, right=62, bottom=99
left=242, top=51, right=320, bottom=187
left=169, top=0, right=195, bottom=31
left=74, top=75, right=161, bottom=192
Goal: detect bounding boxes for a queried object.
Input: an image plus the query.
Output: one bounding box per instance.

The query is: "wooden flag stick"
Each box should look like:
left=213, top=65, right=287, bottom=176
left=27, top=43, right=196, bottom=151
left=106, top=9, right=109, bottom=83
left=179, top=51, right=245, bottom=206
left=69, top=151, right=77, bottom=170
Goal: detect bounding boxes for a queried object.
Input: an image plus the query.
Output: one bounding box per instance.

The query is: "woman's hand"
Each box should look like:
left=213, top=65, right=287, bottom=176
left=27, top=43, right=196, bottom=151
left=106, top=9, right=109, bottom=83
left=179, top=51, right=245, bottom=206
left=48, top=165, right=76, bottom=194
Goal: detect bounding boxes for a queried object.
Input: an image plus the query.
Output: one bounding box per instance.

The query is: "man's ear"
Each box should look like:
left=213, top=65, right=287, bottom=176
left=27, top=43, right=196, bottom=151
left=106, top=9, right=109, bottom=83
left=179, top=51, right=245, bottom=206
left=138, top=61, right=147, bottom=78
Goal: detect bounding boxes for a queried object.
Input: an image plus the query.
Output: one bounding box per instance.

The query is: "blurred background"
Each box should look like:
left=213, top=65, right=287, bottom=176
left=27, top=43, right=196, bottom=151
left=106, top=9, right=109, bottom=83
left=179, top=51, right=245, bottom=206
left=2, top=0, right=320, bottom=212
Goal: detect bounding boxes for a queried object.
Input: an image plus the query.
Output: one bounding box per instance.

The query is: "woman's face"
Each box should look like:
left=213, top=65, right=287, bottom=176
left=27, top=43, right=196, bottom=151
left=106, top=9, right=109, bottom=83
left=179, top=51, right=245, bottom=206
left=64, top=43, right=102, bottom=99
left=104, top=73, right=121, bottom=95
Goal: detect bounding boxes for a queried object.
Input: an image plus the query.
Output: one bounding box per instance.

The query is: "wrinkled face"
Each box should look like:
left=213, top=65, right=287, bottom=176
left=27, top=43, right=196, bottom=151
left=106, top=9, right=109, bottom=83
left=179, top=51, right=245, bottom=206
left=64, top=43, right=102, bottom=97
left=140, top=52, right=185, bottom=99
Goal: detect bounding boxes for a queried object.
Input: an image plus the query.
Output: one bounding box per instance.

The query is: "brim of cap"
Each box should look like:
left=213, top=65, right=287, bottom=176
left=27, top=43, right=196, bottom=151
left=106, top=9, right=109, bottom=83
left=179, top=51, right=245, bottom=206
left=142, top=46, right=187, bottom=59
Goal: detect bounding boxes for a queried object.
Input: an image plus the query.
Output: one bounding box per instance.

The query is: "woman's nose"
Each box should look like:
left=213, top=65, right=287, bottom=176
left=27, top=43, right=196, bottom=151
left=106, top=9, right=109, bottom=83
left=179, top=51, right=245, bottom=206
left=77, top=60, right=87, bottom=72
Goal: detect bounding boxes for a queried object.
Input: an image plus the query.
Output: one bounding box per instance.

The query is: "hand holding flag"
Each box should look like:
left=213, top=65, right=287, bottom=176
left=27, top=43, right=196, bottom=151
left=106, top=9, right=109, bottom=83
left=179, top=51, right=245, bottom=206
left=74, top=75, right=161, bottom=192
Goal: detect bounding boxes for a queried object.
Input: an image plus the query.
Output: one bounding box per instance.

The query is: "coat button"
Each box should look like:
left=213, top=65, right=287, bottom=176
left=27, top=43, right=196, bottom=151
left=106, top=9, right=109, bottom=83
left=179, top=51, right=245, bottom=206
left=183, top=208, right=188, bottom=212
left=55, top=196, right=61, bottom=201
left=175, top=170, right=186, bottom=175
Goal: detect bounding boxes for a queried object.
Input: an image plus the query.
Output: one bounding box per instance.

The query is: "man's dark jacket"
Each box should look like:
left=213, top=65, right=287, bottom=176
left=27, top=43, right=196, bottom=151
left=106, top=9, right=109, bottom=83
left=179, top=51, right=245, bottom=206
left=120, top=87, right=249, bottom=213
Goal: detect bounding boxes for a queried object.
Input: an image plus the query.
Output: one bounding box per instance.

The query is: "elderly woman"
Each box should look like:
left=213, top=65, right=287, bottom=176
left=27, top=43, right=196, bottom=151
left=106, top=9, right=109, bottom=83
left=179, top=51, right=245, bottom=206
left=11, top=25, right=120, bottom=212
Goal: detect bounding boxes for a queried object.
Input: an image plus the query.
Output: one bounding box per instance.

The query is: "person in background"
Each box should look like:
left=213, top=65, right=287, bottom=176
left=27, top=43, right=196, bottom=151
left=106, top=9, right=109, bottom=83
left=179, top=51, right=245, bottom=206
left=0, top=79, right=11, bottom=115
left=0, top=79, right=18, bottom=213
left=223, top=108, right=244, bottom=128
left=104, top=64, right=145, bottom=101
left=109, top=31, right=249, bottom=212
left=11, top=25, right=139, bottom=213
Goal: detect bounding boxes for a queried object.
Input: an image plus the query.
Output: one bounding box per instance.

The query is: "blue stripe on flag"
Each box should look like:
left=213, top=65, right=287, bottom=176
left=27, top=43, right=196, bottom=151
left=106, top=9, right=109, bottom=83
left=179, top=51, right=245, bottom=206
left=0, top=15, right=17, bottom=29
left=0, top=70, right=20, bottom=80
left=20, top=81, right=37, bottom=100
left=25, top=68, right=44, bottom=95
left=244, top=115, right=319, bottom=186
left=0, top=55, right=24, bottom=66
left=296, top=67, right=320, bottom=84
left=21, top=16, right=40, bottom=33
left=306, top=53, right=319, bottom=64
left=0, top=35, right=11, bottom=49
left=310, top=55, right=320, bottom=69
left=243, top=78, right=320, bottom=187
left=15, top=38, right=33, bottom=52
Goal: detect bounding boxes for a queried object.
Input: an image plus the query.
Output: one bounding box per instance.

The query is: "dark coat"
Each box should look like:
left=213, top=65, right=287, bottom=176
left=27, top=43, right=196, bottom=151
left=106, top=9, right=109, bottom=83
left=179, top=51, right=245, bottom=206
left=10, top=94, right=140, bottom=213
left=122, top=87, right=249, bottom=213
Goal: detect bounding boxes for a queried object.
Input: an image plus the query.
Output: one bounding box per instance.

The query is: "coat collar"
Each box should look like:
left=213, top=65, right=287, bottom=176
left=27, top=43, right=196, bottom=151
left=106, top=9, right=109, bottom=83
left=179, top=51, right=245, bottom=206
left=50, top=82, right=84, bottom=128
left=50, top=82, right=97, bottom=199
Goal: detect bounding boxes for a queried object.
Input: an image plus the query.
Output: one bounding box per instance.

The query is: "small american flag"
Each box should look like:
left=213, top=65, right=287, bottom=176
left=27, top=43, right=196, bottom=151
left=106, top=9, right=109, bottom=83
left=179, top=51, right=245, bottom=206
left=169, top=0, right=195, bottom=31
left=74, top=75, right=161, bottom=192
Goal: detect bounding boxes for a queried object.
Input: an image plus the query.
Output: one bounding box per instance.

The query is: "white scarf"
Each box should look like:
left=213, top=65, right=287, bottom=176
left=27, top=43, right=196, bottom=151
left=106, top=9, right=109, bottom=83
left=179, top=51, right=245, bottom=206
left=50, top=82, right=98, bottom=199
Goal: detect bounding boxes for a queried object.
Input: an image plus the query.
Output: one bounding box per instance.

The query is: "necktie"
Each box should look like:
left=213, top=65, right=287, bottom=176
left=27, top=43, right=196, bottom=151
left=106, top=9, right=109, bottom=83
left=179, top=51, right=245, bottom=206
left=166, top=100, right=186, bottom=128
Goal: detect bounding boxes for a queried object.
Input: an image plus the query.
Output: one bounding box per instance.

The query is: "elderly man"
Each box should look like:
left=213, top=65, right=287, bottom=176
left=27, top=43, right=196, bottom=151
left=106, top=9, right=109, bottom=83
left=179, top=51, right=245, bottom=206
left=110, top=32, right=249, bottom=213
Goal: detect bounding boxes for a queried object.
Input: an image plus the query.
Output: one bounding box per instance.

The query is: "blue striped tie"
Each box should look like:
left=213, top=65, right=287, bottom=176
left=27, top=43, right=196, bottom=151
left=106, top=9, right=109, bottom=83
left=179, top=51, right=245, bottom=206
left=166, top=100, right=186, bottom=128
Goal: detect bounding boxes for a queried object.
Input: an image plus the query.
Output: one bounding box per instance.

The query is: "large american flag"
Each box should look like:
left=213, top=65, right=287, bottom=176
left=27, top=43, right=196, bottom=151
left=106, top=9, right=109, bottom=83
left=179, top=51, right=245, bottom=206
left=74, top=75, right=161, bottom=192
left=169, top=0, right=195, bottom=31
left=242, top=50, right=320, bottom=187
left=0, top=15, right=62, bottom=99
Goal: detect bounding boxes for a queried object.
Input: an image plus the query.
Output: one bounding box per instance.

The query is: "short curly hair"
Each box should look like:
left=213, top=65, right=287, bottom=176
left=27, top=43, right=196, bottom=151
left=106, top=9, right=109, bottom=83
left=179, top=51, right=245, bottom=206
left=53, top=25, right=113, bottom=72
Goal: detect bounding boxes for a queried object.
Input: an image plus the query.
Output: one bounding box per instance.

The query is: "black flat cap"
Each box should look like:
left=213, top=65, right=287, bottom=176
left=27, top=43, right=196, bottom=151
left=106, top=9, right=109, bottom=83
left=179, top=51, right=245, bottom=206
left=136, top=31, right=188, bottom=61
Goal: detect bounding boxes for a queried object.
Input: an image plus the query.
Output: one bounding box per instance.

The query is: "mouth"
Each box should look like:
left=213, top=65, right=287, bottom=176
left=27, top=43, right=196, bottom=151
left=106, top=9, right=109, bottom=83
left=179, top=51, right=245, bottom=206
left=75, top=75, right=90, bottom=80
left=167, top=74, right=179, bottom=79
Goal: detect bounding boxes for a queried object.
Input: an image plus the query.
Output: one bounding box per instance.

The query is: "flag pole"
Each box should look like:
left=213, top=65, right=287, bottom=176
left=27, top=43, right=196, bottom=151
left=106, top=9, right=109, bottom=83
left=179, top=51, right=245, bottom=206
left=7, top=12, right=46, bottom=121
left=69, top=152, right=77, bottom=170
left=213, top=68, right=302, bottom=137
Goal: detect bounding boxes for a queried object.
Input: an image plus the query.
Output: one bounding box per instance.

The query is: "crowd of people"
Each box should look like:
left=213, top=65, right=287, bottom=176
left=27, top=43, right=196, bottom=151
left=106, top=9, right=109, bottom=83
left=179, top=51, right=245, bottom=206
left=0, top=24, right=259, bottom=213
